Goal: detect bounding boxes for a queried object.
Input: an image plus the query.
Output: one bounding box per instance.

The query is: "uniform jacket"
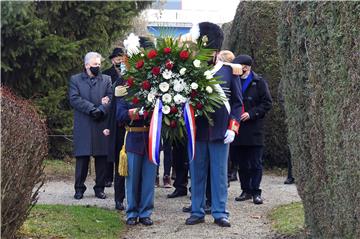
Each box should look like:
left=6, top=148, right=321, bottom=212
left=232, top=71, right=272, bottom=146
left=69, top=72, right=112, bottom=156
left=196, top=65, right=243, bottom=142
left=116, top=98, right=149, bottom=156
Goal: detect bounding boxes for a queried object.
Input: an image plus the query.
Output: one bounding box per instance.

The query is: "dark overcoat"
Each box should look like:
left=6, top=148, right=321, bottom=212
left=232, top=72, right=272, bottom=146
left=69, top=72, right=112, bottom=156
left=102, top=66, right=126, bottom=162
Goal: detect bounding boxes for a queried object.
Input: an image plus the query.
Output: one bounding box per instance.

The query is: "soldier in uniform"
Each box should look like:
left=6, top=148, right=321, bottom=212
left=116, top=37, right=157, bottom=226
left=231, top=54, right=272, bottom=205
left=184, top=22, right=243, bottom=227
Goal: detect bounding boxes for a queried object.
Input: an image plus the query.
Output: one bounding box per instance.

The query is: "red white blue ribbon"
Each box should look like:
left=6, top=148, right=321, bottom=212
left=183, top=102, right=196, bottom=162
left=149, top=99, right=163, bottom=165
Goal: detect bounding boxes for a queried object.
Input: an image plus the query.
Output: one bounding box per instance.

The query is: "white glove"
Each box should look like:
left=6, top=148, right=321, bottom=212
left=138, top=107, right=144, bottom=116
left=224, top=129, right=235, bottom=144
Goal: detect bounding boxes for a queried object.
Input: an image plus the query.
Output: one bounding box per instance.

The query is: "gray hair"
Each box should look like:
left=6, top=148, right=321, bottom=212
left=84, top=52, right=102, bottom=65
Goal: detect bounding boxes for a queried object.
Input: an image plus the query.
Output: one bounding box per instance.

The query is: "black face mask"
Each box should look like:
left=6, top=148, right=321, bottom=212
left=90, top=66, right=100, bottom=76
left=114, top=64, right=121, bottom=68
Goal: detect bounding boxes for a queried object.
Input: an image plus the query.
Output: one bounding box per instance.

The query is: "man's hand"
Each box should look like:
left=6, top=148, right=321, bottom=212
left=102, top=96, right=110, bottom=105
left=224, top=129, right=235, bottom=144
left=103, top=129, right=110, bottom=136
left=241, top=112, right=250, bottom=122
left=90, top=108, right=103, bottom=120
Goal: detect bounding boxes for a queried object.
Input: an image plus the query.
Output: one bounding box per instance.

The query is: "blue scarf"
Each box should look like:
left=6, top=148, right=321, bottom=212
left=241, top=71, right=254, bottom=94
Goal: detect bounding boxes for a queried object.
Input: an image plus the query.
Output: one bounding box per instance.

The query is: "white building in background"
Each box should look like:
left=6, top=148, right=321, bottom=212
left=142, top=0, right=240, bottom=37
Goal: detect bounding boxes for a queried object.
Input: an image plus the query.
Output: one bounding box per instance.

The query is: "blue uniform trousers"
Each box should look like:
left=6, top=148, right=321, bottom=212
left=190, top=141, right=229, bottom=219
left=125, top=152, right=157, bottom=219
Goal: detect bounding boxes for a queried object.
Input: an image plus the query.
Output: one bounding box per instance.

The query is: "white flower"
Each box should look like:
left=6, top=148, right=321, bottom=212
left=162, top=93, right=172, bottom=103
left=162, top=69, right=172, bottom=80
left=123, top=33, right=140, bottom=56
left=162, top=105, right=171, bottom=114
left=159, top=82, right=170, bottom=93
left=206, top=86, right=213, bottom=94
left=147, top=93, right=155, bottom=102
left=204, top=70, right=213, bottom=79
left=191, top=82, right=198, bottom=90
left=179, top=68, right=187, bottom=75
left=173, top=83, right=184, bottom=92
left=193, top=59, right=201, bottom=68
left=174, top=94, right=185, bottom=104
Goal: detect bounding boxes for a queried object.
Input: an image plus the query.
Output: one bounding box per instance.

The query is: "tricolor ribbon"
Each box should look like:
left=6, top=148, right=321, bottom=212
left=148, top=99, right=163, bottom=165
left=183, top=102, right=196, bottom=162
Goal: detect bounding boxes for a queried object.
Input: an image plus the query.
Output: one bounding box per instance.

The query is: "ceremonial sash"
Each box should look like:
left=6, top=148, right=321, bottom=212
left=148, top=99, right=163, bottom=165
left=183, top=102, right=196, bottom=162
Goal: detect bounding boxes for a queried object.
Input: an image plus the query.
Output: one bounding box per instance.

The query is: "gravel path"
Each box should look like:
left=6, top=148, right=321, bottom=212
left=38, top=174, right=300, bottom=239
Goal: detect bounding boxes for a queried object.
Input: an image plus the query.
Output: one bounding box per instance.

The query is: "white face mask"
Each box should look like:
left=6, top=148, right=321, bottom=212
left=120, top=63, right=126, bottom=75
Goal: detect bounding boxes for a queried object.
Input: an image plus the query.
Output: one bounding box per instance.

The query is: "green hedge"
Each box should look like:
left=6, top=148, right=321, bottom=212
left=228, top=2, right=290, bottom=167
left=278, top=2, right=360, bottom=237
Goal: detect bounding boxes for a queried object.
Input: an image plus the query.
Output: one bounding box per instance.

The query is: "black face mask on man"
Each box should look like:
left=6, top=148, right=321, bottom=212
left=90, top=66, right=100, bottom=76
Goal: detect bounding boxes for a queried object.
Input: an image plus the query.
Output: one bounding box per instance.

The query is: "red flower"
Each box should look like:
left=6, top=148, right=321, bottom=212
left=196, top=102, right=203, bottom=110
left=142, top=80, right=151, bottom=90
left=147, top=50, right=157, bottom=59
left=170, top=120, right=177, bottom=128
left=170, top=106, right=178, bottom=114
left=135, top=60, right=144, bottom=69
left=127, top=77, right=134, bottom=87
left=163, top=47, right=171, bottom=54
left=151, top=66, right=161, bottom=75
left=165, top=60, right=173, bottom=70
left=179, top=50, right=189, bottom=60
left=132, top=97, right=139, bottom=105
left=190, top=90, right=198, bottom=99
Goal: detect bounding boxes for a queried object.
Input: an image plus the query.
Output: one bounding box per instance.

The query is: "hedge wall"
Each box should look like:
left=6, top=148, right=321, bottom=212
left=278, top=2, right=360, bottom=237
left=228, top=1, right=290, bottom=167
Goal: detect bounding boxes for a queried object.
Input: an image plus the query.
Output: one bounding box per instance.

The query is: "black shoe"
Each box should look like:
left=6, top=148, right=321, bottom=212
left=167, top=190, right=187, bottom=198
left=235, top=191, right=252, bottom=201
left=204, top=205, right=211, bottom=215
left=284, top=177, right=295, bottom=184
left=74, top=192, right=83, bottom=200
left=214, top=218, right=231, bottom=227
left=126, top=217, right=138, bottom=226
left=95, top=192, right=107, bottom=199
left=139, top=217, right=153, bottom=226
left=182, top=205, right=191, bottom=213
left=185, top=215, right=205, bottom=225
left=105, top=181, right=112, bottom=187
left=253, top=195, right=263, bottom=204
left=115, top=201, right=125, bottom=210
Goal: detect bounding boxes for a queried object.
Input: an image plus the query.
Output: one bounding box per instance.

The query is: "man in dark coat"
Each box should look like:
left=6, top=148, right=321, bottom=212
left=102, top=47, right=127, bottom=210
left=69, top=51, right=112, bottom=200
left=230, top=54, right=272, bottom=205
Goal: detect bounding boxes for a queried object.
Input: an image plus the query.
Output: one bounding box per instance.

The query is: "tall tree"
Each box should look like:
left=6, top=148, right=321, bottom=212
left=1, top=1, right=151, bottom=158
left=278, top=2, right=360, bottom=237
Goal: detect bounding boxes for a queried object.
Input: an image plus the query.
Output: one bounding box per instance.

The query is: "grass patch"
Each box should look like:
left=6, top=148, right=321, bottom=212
left=19, top=204, right=124, bottom=239
left=269, top=202, right=304, bottom=236
left=43, top=158, right=75, bottom=180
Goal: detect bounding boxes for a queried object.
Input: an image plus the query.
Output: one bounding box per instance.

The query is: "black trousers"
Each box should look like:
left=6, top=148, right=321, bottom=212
left=157, top=142, right=172, bottom=177
left=230, top=145, right=264, bottom=196
left=105, top=162, right=114, bottom=183
left=287, top=157, right=294, bottom=179
left=172, top=143, right=188, bottom=193
left=74, top=156, right=107, bottom=194
left=114, top=155, right=126, bottom=203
